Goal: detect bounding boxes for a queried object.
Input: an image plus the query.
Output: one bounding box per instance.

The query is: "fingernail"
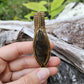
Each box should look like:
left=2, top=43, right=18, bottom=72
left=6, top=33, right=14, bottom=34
left=37, top=68, right=49, bottom=82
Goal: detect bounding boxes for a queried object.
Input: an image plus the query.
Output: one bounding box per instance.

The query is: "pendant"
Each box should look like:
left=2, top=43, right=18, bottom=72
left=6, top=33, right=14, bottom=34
left=33, top=11, right=51, bottom=67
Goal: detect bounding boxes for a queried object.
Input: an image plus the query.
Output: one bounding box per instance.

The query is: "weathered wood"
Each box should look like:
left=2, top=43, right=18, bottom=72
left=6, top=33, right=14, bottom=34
left=49, top=34, right=84, bottom=73
left=0, top=15, right=84, bottom=73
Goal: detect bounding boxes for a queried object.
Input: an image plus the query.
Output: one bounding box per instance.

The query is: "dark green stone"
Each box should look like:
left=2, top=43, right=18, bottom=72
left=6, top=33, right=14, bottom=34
left=34, top=30, right=49, bottom=67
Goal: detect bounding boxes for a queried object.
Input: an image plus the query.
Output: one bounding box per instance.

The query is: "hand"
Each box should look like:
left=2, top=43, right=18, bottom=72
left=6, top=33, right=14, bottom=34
left=0, top=41, right=60, bottom=84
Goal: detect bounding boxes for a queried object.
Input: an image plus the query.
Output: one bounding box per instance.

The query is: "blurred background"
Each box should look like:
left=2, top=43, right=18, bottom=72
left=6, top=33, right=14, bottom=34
left=0, top=0, right=84, bottom=21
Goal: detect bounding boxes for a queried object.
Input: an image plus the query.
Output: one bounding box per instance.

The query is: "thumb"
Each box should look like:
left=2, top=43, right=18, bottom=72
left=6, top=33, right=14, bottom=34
left=8, top=68, right=49, bottom=84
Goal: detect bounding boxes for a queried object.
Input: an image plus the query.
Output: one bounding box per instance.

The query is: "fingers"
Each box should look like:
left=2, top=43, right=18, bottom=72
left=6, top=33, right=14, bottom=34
left=42, top=80, right=47, bottom=84
left=9, top=56, right=38, bottom=71
left=11, top=67, right=58, bottom=81
left=6, top=68, right=50, bottom=84
left=0, top=41, right=33, bottom=61
left=9, top=56, right=60, bottom=71
left=48, top=67, right=58, bottom=76
left=50, top=41, right=54, bottom=50
left=0, top=65, right=12, bottom=83
left=0, top=58, right=7, bottom=74
left=0, top=41, right=54, bottom=61
left=47, top=57, right=61, bottom=66
left=11, top=68, right=35, bottom=81
left=0, top=81, right=3, bottom=84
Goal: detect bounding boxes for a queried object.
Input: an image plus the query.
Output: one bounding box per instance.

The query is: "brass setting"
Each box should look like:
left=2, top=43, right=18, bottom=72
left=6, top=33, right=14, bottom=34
left=33, top=11, right=51, bottom=67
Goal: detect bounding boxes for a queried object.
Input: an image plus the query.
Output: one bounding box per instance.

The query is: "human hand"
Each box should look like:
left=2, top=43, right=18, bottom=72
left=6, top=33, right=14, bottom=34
left=0, top=41, right=60, bottom=84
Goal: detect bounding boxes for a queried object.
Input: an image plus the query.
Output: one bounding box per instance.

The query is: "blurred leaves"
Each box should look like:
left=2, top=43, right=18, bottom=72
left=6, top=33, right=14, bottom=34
left=24, top=11, right=35, bottom=21
left=23, top=2, right=47, bottom=11
left=23, top=0, right=66, bottom=20
left=39, top=1, right=47, bottom=5
left=0, top=0, right=29, bottom=20
left=68, top=0, right=80, bottom=2
left=0, top=0, right=84, bottom=20
left=51, top=0, right=64, bottom=11
left=50, top=4, right=66, bottom=19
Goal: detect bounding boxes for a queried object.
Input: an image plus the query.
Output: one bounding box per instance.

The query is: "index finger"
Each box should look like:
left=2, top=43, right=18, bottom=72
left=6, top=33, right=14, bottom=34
left=0, top=41, right=33, bottom=61
left=0, top=41, right=54, bottom=61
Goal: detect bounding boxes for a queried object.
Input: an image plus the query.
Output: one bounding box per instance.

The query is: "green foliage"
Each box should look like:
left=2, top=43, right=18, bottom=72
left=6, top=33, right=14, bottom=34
left=23, top=1, right=47, bottom=11
left=50, top=0, right=66, bottom=19
left=51, top=0, right=64, bottom=11
left=0, top=0, right=84, bottom=20
left=68, top=0, right=80, bottom=2
left=23, top=0, right=66, bottom=20
left=50, top=4, right=66, bottom=19
left=0, top=0, right=29, bottom=20
left=39, top=1, right=47, bottom=5
left=25, top=11, right=36, bottom=21
left=66, top=0, right=84, bottom=3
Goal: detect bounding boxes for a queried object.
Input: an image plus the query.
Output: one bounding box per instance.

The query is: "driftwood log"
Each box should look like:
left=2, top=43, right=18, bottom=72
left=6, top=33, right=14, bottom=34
left=0, top=15, right=84, bottom=73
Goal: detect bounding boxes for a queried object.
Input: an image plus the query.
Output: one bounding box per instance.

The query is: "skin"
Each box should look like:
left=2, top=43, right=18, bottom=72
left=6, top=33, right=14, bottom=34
left=0, top=41, right=61, bottom=84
